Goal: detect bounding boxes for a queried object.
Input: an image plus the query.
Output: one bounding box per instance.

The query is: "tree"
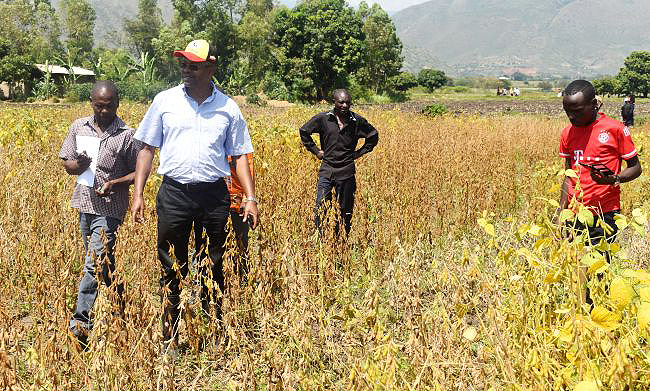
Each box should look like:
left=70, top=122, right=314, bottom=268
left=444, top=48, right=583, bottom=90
left=0, top=0, right=62, bottom=62
left=616, top=51, right=650, bottom=97
left=538, top=81, right=553, bottom=92
left=0, top=38, right=32, bottom=98
left=417, top=69, right=448, bottom=92
left=61, top=0, right=96, bottom=57
left=592, top=77, right=620, bottom=97
left=270, top=0, right=366, bottom=101
left=387, top=72, right=417, bottom=92
left=357, top=2, right=403, bottom=93
left=237, top=0, right=274, bottom=88
left=512, top=71, right=528, bottom=81
left=124, top=0, right=163, bottom=56
left=0, top=0, right=62, bottom=98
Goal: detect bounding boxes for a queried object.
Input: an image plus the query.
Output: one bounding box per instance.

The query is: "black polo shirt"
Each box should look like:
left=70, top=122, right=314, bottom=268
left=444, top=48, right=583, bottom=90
left=300, top=110, right=379, bottom=180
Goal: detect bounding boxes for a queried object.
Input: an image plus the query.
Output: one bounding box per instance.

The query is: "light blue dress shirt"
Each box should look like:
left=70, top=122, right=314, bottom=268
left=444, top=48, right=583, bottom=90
left=134, top=83, right=254, bottom=184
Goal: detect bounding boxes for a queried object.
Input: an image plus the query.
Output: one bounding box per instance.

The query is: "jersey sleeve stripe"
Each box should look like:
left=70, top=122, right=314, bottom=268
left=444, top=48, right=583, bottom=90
left=559, top=152, right=570, bottom=157
left=621, top=149, right=637, bottom=159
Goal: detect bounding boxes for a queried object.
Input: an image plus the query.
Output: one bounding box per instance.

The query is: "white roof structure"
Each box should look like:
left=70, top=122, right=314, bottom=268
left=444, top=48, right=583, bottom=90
left=34, top=64, right=95, bottom=76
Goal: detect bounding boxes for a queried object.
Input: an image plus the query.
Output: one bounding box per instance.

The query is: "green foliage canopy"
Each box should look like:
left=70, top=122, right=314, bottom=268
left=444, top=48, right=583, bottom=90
left=124, top=0, right=163, bottom=56
left=616, top=51, right=650, bottom=97
left=61, top=0, right=96, bottom=56
left=388, top=72, right=417, bottom=92
left=357, top=1, right=403, bottom=94
left=417, top=68, right=449, bottom=92
left=0, top=0, right=62, bottom=63
left=592, top=76, right=620, bottom=97
left=270, top=0, right=367, bottom=101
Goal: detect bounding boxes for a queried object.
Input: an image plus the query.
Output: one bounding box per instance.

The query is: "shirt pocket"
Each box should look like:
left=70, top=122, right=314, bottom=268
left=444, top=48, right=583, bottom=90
left=95, top=144, right=119, bottom=175
left=202, top=111, right=232, bottom=151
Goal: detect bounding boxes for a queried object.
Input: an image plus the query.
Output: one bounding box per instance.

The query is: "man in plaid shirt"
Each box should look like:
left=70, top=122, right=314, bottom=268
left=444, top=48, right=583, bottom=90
left=59, top=81, right=141, bottom=346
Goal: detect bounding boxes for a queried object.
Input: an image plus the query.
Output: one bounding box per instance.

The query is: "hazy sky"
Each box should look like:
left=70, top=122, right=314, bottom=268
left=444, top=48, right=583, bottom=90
left=279, top=0, right=429, bottom=14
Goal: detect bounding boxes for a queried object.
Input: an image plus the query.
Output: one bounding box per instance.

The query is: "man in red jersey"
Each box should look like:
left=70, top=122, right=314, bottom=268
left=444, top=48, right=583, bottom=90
left=557, top=79, right=642, bottom=242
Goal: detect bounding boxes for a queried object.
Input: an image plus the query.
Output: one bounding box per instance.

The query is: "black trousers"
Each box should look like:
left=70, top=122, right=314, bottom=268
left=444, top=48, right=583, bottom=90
left=567, top=210, right=620, bottom=246
left=194, top=210, right=250, bottom=277
left=156, top=177, right=230, bottom=341
left=314, top=175, right=356, bottom=235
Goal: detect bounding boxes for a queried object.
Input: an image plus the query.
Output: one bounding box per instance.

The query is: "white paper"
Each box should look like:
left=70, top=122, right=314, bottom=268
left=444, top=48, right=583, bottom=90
left=75, top=135, right=101, bottom=187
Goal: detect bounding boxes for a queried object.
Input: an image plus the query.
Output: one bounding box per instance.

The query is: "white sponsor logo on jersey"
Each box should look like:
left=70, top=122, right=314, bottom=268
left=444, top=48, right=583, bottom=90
left=598, top=132, right=609, bottom=143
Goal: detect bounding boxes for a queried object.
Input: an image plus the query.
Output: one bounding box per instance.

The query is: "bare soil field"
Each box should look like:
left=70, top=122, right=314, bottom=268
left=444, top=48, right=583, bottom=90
left=359, top=99, right=649, bottom=117
left=4, top=98, right=644, bottom=118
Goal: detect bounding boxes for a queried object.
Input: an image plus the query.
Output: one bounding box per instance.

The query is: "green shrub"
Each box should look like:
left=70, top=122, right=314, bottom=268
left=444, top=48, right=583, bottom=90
left=62, top=80, right=169, bottom=103
left=442, top=86, right=469, bottom=93
left=115, top=80, right=169, bottom=102
left=347, top=76, right=372, bottom=103
left=538, top=81, right=553, bottom=92
left=262, top=72, right=290, bottom=101
left=421, top=103, right=448, bottom=117
left=246, top=93, right=266, bottom=106
left=386, top=90, right=409, bottom=102
left=64, top=83, right=93, bottom=102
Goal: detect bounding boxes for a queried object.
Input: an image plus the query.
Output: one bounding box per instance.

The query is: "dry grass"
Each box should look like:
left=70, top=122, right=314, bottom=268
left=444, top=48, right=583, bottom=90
left=1, top=102, right=650, bottom=390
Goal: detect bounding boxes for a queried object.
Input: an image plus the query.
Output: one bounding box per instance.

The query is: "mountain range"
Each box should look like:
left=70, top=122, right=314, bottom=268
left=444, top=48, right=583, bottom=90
left=392, top=0, right=650, bottom=77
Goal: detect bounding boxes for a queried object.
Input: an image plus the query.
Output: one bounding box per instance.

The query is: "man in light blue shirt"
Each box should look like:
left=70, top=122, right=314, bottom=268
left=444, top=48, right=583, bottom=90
left=131, top=40, right=259, bottom=353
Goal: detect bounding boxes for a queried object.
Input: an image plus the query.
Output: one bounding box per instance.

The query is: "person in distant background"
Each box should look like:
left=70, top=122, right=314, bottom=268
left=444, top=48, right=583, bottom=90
left=622, top=95, right=635, bottom=127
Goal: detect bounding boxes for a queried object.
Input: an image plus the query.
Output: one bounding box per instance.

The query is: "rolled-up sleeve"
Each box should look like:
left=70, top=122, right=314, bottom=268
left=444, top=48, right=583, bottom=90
left=134, top=95, right=164, bottom=148
left=225, top=104, right=254, bottom=156
left=59, top=123, right=79, bottom=160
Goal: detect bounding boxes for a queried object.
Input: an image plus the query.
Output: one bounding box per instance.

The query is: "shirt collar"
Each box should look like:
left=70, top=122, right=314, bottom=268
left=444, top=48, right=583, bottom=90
left=87, top=116, right=126, bottom=136
left=181, top=81, right=219, bottom=105
left=327, top=110, right=356, bottom=122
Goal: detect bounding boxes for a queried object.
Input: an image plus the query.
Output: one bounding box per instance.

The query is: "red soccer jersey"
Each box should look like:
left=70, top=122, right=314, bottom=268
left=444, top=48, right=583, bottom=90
left=559, top=113, right=637, bottom=213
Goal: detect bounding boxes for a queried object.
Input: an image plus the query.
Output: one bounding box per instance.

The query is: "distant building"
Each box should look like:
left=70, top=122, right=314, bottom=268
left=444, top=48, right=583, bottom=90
left=1, top=64, right=96, bottom=99
left=32, top=64, right=95, bottom=96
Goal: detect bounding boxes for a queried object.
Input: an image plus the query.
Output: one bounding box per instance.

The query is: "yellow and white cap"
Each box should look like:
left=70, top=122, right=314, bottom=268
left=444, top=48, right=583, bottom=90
left=173, top=40, right=216, bottom=62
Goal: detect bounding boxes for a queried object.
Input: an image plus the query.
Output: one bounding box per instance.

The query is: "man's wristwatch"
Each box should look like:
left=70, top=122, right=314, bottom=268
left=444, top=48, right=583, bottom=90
left=244, top=196, right=258, bottom=203
left=613, top=175, right=621, bottom=187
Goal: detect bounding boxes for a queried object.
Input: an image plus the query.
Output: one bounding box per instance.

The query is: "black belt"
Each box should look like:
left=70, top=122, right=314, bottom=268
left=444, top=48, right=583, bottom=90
left=163, top=176, right=224, bottom=192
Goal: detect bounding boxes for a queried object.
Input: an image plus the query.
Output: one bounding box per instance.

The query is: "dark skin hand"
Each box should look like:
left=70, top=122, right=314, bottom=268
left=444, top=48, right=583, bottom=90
left=95, top=172, right=136, bottom=196
left=556, top=155, right=642, bottom=215
left=62, top=151, right=92, bottom=175
left=589, top=155, right=641, bottom=184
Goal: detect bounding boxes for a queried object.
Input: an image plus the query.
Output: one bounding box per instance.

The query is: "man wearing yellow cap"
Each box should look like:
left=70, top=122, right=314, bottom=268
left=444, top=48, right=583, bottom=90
left=131, top=40, right=258, bottom=353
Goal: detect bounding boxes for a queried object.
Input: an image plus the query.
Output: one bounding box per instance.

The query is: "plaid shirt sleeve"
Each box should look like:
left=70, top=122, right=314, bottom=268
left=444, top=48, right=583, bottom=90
left=124, top=133, right=144, bottom=172
left=59, top=123, right=79, bottom=160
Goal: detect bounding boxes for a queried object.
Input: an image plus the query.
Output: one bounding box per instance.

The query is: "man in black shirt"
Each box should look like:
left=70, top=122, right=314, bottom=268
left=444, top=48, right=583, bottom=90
left=299, top=89, right=379, bottom=236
